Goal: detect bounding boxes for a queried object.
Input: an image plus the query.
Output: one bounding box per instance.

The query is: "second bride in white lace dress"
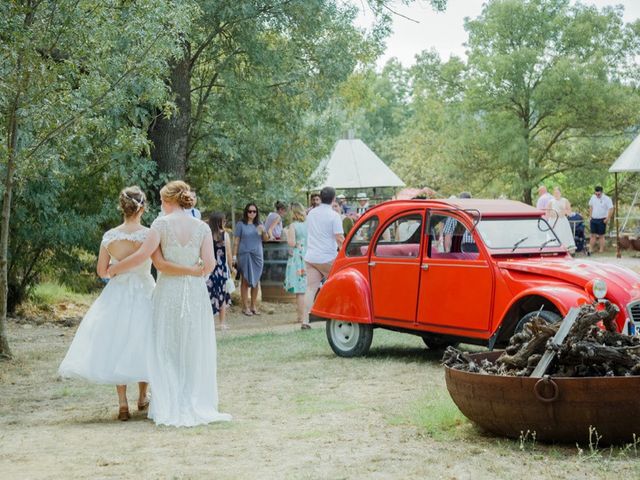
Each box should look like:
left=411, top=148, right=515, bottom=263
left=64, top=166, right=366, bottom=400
left=110, top=181, right=231, bottom=427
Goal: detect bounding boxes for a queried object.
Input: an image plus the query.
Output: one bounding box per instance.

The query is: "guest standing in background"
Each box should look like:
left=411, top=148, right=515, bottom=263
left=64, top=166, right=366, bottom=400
left=536, top=185, right=553, bottom=214
left=284, top=203, right=308, bottom=326
left=186, top=190, right=202, bottom=219
left=588, top=185, right=614, bottom=253
left=548, top=187, right=576, bottom=252
left=206, top=212, right=232, bottom=329
left=307, top=193, right=321, bottom=213
left=355, top=192, right=370, bottom=215
left=303, top=186, right=344, bottom=330
left=233, top=203, right=269, bottom=316
left=264, top=201, right=287, bottom=240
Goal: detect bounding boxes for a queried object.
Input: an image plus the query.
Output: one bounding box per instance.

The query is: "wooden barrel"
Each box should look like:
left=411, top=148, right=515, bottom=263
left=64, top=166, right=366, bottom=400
left=444, top=351, right=640, bottom=445
left=261, top=241, right=296, bottom=303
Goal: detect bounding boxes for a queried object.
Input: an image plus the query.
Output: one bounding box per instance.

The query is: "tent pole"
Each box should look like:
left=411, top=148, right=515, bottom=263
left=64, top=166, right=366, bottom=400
left=615, top=172, right=620, bottom=259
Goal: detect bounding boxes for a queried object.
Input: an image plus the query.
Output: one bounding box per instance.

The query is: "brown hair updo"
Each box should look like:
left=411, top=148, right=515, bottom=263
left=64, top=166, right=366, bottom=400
left=119, top=186, right=146, bottom=218
left=160, top=180, right=195, bottom=209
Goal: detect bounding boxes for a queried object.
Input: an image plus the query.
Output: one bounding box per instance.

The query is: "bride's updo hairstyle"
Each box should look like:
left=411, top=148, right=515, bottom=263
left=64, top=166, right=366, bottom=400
left=119, top=186, right=146, bottom=218
left=160, top=180, right=195, bottom=209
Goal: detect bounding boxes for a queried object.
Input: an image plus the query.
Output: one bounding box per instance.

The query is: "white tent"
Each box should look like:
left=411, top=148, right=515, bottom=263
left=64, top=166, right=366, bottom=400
left=311, top=138, right=405, bottom=190
left=608, top=133, right=640, bottom=257
left=609, top=133, right=640, bottom=172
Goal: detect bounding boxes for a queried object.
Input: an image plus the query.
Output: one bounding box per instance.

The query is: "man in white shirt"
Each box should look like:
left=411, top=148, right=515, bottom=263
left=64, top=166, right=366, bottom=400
left=536, top=185, right=553, bottom=214
left=588, top=185, right=613, bottom=253
left=303, top=186, right=345, bottom=329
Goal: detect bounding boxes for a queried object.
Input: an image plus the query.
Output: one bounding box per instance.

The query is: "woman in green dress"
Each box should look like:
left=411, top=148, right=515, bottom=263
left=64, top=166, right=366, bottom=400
left=284, top=203, right=308, bottom=328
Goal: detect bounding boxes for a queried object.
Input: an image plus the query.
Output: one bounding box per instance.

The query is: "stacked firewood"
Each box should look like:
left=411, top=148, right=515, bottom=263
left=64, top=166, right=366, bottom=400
left=442, top=301, right=640, bottom=377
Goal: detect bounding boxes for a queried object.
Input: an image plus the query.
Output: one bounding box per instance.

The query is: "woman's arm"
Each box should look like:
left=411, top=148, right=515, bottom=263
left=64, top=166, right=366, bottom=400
left=200, top=228, right=216, bottom=275
left=108, top=229, right=160, bottom=276
left=225, top=232, right=232, bottom=271
left=96, top=245, right=111, bottom=278
left=257, top=223, right=269, bottom=241
left=286, top=224, right=296, bottom=248
left=151, top=247, right=203, bottom=276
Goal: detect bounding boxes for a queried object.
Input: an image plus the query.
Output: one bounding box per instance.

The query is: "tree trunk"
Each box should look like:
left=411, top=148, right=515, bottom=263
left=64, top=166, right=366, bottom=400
left=0, top=100, right=19, bottom=359
left=523, top=187, right=532, bottom=206
left=148, top=47, right=192, bottom=183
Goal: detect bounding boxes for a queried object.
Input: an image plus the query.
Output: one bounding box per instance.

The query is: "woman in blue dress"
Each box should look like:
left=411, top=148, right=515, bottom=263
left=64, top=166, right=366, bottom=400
left=233, top=203, right=268, bottom=316
left=284, top=203, right=308, bottom=328
left=206, top=212, right=232, bottom=329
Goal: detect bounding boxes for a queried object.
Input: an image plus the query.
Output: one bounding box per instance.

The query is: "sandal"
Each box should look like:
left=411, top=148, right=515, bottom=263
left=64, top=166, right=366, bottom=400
left=137, top=398, right=149, bottom=412
left=301, top=324, right=311, bottom=330
left=242, top=309, right=253, bottom=316
left=251, top=309, right=261, bottom=315
left=118, top=406, right=130, bottom=421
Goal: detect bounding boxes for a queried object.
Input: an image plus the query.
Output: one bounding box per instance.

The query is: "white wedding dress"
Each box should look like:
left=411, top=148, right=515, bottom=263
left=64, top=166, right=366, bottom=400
left=58, top=229, right=153, bottom=384
left=147, top=215, right=231, bottom=426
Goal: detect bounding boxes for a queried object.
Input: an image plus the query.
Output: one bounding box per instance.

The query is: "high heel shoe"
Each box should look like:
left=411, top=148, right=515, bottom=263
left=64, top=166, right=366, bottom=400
left=118, top=406, right=130, bottom=421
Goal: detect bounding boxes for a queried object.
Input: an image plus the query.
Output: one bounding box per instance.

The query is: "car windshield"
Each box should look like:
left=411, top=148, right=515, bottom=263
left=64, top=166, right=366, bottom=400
left=476, top=218, right=562, bottom=251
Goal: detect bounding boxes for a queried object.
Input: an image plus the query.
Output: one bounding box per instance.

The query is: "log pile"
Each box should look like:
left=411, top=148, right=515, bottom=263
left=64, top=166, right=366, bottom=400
left=442, top=301, right=640, bottom=377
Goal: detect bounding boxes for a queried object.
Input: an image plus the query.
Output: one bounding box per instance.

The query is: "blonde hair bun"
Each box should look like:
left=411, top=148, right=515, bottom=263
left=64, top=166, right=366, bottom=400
left=119, top=186, right=146, bottom=218
left=160, top=180, right=195, bottom=209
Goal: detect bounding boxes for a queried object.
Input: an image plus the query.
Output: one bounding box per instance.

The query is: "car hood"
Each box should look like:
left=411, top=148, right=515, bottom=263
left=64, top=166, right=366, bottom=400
left=496, top=258, right=640, bottom=300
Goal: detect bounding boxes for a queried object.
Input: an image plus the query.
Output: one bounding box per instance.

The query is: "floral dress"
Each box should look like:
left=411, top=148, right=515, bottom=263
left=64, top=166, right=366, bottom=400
left=206, top=231, right=232, bottom=315
left=284, top=221, right=307, bottom=294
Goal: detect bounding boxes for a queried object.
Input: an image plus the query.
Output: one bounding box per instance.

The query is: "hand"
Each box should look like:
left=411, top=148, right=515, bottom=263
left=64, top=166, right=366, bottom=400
left=604, top=218, right=608, bottom=224
left=257, top=225, right=265, bottom=235
left=190, top=264, right=204, bottom=276
left=106, top=266, right=115, bottom=278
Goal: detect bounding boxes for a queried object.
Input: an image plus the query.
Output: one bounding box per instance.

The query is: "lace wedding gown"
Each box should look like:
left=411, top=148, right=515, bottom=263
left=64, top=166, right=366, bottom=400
left=147, top=215, right=231, bottom=426
left=58, top=229, right=153, bottom=384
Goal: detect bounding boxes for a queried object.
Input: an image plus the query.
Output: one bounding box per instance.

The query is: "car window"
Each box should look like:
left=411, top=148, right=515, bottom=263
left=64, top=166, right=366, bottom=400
left=374, top=214, right=422, bottom=258
left=345, top=216, right=379, bottom=257
left=427, top=213, right=479, bottom=260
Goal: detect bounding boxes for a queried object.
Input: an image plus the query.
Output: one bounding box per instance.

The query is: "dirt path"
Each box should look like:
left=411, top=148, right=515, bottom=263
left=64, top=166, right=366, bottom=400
left=1, top=255, right=640, bottom=479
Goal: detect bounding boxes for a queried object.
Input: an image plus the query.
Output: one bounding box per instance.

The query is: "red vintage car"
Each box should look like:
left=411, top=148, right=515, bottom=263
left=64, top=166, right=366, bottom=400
left=311, top=199, right=640, bottom=357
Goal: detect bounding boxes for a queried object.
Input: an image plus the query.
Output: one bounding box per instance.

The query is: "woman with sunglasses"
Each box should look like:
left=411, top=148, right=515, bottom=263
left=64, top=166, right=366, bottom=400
left=233, top=203, right=268, bottom=315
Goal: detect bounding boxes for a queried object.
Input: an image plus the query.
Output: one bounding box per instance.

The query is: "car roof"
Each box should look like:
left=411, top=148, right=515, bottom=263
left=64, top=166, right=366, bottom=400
left=367, top=199, right=542, bottom=218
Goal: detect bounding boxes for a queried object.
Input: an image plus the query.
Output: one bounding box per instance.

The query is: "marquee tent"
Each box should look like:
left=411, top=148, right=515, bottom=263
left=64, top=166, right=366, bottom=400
left=609, top=133, right=640, bottom=257
left=311, top=138, right=405, bottom=190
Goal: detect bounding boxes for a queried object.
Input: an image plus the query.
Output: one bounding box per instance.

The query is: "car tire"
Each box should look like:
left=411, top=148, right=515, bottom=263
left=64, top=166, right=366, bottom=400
left=421, top=335, right=459, bottom=350
left=515, top=310, right=562, bottom=334
left=326, top=320, right=373, bottom=357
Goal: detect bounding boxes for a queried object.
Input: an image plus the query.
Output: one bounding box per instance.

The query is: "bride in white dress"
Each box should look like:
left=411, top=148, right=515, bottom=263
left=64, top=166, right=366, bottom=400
left=109, top=181, right=231, bottom=426
left=59, top=187, right=200, bottom=421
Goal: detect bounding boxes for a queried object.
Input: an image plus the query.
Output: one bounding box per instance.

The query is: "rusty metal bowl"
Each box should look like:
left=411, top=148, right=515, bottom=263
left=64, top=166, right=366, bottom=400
left=618, top=235, right=631, bottom=250
left=444, top=351, right=640, bottom=445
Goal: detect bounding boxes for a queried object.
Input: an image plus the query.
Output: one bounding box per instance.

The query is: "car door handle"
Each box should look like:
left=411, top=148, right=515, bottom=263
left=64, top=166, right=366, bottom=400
left=421, top=263, right=429, bottom=271
left=368, top=262, right=376, bottom=267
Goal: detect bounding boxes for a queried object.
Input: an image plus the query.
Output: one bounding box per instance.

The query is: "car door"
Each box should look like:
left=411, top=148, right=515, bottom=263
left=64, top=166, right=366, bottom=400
left=369, top=211, right=424, bottom=324
left=416, top=210, right=494, bottom=333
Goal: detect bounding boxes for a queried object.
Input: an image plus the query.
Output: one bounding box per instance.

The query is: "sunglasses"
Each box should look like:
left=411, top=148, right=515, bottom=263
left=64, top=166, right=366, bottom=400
left=248, top=209, right=257, bottom=213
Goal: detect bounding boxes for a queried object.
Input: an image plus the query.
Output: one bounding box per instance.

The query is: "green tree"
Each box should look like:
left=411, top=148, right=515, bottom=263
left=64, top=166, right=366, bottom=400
left=0, top=1, right=187, bottom=358
left=462, top=0, right=640, bottom=204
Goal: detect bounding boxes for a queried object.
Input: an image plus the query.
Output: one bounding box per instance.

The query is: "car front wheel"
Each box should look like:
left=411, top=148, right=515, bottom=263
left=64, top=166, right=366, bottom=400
left=326, top=320, right=373, bottom=357
left=515, top=309, right=561, bottom=334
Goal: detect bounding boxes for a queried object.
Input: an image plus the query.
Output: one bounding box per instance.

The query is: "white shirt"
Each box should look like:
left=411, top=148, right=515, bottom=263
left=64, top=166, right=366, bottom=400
left=589, top=194, right=613, bottom=219
left=305, top=203, right=344, bottom=264
left=536, top=193, right=553, bottom=211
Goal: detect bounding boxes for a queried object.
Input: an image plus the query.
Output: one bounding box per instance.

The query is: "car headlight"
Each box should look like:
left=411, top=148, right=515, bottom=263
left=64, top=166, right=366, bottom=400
left=592, top=278, right=607, bottom=300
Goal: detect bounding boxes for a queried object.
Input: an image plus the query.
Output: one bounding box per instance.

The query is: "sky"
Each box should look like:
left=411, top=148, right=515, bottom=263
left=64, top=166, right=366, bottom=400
left=351, top=0, right=640, bottom=68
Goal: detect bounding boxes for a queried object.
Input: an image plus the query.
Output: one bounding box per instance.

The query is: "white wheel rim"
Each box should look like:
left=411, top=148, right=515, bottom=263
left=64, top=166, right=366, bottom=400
left=330, top=321, right=360, bottom=350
